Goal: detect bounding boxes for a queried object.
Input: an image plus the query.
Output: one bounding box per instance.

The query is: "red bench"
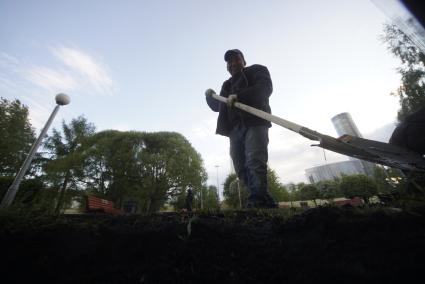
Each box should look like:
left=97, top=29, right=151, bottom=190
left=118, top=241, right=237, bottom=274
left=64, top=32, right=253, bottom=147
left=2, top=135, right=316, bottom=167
left=86, top=195, right=124, bottom=215
left=334, top=197, right=363, bottom=207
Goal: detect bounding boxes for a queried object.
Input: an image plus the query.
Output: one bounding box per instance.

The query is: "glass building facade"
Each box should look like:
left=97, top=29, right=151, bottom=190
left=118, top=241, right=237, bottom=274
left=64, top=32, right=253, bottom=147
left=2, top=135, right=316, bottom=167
left=330, top=112, right=375, bottom=177
left=331, top=112, right=363, bottom=138
left=305, top=160, right=367, bottom=183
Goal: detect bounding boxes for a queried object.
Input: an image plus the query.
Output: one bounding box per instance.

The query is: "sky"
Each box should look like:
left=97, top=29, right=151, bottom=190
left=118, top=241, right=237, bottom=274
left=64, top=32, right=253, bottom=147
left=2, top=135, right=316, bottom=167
left=0, top=0, right=404, bottom=198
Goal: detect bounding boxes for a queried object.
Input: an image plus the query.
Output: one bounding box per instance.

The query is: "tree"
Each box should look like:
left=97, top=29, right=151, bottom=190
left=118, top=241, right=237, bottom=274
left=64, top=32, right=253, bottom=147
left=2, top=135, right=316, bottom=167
left=267, top=168, right=290, bottom=202
left=298, top=184, right=320, bottom=206
left=0, top=98, right=35, bottom=177
left=372, top=166, right=404, bottom=195
left=382, top=24, right=425, bottom=121
left=288, top=182, right=306, bottom=202
left=223, top=174, right=248, bottom=209
left=316, top=179, right=342, bottom=200
left=286, top=183, right=298, bottom=205
left=339, top=174, right=378, bottom=204
left=0, top=175, right=56, bottom=212
left=200, top=185, right=220, bottom=210
left=222, top=168, right=289, bottom=209
left=382, top=25, right=425, bottom=193
left=43, top=116, right=95, bottom=214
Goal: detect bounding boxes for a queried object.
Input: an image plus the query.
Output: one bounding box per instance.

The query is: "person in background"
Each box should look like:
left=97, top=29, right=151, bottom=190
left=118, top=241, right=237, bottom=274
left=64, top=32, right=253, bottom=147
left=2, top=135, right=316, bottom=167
left=185, top=185, right=194, bottom=212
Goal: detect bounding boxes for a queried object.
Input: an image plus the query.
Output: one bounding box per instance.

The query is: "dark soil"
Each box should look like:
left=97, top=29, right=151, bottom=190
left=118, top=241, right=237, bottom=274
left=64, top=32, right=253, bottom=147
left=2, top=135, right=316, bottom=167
left=1, top=206, right=425, bottom=283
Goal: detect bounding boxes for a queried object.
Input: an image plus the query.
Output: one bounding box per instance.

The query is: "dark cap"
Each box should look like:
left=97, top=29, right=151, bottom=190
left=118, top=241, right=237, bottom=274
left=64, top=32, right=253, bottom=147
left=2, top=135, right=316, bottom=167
left=224, top=49, right=244, bottom=62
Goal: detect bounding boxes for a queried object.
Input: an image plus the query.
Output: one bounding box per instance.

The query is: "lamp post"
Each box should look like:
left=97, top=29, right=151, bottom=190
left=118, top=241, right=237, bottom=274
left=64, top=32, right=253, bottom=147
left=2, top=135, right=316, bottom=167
left=237, top=178, right=242, bottom=209
left=0, top=94, right=70, bottom=209
left=200, top=187, right=203, bottom=210
left=215, top=165, right=220, bottom=200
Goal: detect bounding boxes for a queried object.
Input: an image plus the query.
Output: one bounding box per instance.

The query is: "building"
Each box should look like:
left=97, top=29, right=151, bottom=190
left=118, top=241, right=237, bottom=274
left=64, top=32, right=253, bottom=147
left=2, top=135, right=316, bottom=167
left=305, top=160, right=368, bottom=183
left=304, top=112, right=378, bottom=183
left=331, top=112, right=363, bottom=138
left=331, top=112, right=375, bottom=176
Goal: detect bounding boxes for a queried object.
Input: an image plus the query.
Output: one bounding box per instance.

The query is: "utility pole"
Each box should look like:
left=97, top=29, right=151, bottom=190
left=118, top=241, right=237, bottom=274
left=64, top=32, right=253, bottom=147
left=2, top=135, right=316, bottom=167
left=237, top=178, right=242, bottom=209
left=0, top=94, right=70, bottom=209
left=200, top=187, right=203, bottom=209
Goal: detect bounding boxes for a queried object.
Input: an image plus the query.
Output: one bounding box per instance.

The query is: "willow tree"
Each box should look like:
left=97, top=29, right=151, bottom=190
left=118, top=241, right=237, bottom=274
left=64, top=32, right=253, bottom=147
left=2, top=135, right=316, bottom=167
left=82, top=131, right=207, bottom=213
left=139, top=132, right=207, bottom=213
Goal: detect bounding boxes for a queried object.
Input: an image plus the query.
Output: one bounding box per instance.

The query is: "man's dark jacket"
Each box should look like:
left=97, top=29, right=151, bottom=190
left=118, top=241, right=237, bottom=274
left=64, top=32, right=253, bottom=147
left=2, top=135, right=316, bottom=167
left=206, top=64, right=273, bottom=137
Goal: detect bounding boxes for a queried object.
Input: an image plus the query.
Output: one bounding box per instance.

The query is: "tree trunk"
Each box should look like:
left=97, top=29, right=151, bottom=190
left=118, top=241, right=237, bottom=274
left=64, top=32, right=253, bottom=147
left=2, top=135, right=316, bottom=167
left=145, top=198, right=151, bottom=214
left=55, top=171, right=70, bottom=215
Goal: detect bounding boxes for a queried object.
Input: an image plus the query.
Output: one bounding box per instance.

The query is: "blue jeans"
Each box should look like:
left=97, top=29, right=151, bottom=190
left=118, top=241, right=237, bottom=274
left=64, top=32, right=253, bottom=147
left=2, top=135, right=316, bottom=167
left=229, top=125, right=275, bottom=205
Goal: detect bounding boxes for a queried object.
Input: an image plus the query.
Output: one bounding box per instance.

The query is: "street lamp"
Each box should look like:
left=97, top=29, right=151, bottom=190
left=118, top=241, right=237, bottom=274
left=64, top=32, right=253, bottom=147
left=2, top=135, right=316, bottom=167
left=215, top=165, right=220, bottom=200
left=0, top=93, right=70, bottom=209
left=237, top=178, right=242, bottom=209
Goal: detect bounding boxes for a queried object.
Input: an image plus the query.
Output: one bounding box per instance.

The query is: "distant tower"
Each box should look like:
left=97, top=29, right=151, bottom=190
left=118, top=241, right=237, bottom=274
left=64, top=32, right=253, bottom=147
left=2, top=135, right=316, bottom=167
left=331, top=112, right=375, bottom=176
left=331, top=112, right=363, bottom=138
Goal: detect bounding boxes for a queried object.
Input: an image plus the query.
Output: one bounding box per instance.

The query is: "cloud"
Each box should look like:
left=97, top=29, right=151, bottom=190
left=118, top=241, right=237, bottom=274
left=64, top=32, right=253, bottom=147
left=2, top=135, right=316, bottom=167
left=52, top=46, right=115, bottom=95
left=0, top=46, right=116, bottom=97
left=0, top=46, right=117, bottom=131
left=268, top=127, right=348, bottom=184
left=20, top=94, right=53, bottom=129
left=190, top=117, right=217, bottom=139
left=0, top=52, right=20, bottom=70
left=0, top=76, right=19, bottom=93
left=0, top=53, right=23, bottom=93
left=364, top=122, right=396, bottom=142
left=25, top=66, right=77, bottom=92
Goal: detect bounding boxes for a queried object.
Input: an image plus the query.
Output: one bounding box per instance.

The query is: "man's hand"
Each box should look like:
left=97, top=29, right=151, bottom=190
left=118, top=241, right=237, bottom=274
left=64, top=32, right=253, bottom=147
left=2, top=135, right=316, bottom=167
left=205, top=88, right=216, bottom=97
left=227, top=94, right=238, bottom=107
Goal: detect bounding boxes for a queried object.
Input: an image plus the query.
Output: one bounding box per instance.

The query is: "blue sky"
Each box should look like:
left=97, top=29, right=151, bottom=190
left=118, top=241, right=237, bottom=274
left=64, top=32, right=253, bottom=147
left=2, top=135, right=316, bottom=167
left=1, top=0, right=403, bottom=197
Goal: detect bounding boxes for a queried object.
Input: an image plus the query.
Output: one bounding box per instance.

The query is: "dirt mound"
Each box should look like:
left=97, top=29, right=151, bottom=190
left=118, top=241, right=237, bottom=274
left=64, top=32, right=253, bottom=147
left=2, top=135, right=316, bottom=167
left=1, top=206, right=424, bottom=283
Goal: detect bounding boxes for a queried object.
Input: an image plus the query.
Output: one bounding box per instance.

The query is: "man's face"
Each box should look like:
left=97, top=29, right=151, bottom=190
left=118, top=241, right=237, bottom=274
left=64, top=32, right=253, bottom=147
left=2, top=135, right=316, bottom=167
left=226, top=54, right=245, bottom=76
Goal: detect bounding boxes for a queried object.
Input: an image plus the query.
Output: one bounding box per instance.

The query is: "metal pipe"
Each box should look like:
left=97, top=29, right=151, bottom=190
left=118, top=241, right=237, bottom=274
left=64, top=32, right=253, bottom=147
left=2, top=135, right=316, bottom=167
left=210, top=93, right=305, bottom=134
left=215, top=165, right=219, bottom=199
left=207, top=92, right=425, bottom=172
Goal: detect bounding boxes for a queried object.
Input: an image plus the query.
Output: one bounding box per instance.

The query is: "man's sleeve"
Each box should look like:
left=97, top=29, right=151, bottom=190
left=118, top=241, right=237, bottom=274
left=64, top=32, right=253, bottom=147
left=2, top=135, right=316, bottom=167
left=206, top=93, right=219, bottom=112
left=236, top=65, right=273, bottom=107
left=206, top=82, right=228, bottom=112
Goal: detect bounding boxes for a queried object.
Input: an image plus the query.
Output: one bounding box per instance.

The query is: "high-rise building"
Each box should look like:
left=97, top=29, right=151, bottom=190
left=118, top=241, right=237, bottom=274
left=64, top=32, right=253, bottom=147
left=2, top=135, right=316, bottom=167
left=331, top=112, right=375, bottom=176
left=331, top=112, right=362, bottom=138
